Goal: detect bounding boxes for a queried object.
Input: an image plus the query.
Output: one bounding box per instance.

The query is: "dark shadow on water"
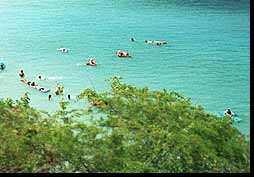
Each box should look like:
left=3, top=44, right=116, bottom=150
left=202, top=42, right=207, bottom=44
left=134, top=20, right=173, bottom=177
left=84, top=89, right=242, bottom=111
left=126, top=0, right=250, bottom=11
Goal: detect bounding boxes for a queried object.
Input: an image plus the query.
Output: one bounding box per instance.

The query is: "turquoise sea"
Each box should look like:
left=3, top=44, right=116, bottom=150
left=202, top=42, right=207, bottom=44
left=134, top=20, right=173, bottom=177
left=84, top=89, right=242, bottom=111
left=0, top=0, right=250, bottom=134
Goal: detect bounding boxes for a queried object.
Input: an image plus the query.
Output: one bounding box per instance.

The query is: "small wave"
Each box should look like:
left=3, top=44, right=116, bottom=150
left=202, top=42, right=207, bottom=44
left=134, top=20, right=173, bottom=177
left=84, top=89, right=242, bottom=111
left=47, top=76, right=63, bottom=80
left=76, top=63, right=85, bottom=66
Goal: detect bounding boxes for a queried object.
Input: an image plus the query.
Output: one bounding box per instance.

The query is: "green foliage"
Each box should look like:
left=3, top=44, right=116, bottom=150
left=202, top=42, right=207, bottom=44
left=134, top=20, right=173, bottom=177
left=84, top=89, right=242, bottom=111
left=0, top=78, right=250, bottom=173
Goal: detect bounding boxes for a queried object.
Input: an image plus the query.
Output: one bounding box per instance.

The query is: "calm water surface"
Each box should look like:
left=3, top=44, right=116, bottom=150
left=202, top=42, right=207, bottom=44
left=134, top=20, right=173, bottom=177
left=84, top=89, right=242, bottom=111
left=0, top=0, right=250, bottom=134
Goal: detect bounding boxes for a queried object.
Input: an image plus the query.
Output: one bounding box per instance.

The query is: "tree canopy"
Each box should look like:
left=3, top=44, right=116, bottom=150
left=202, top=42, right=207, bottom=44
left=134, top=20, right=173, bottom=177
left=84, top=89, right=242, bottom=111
left=0, top=77, right=250, bottom=173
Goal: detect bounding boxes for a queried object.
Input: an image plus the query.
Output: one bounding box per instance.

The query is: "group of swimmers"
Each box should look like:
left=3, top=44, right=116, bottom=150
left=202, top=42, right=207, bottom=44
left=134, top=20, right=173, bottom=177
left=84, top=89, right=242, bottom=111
left=20, top=78, right=50, bottom=93
left=116, top=38, right=168, bottom=58
left=58, top=37, right=166, bottom=66
left=115, top=38, right=168, bottom=58
left=48, top=93, right=71, bottom=101
left=13, top=37, right=168, bottom=103
left=11, top=39, right=239, bottom=116
left=116, top=50, right=131, bottom=57
left=26, top=81, right=38, bottom=87
left=18, top=69, right=71, bottom=101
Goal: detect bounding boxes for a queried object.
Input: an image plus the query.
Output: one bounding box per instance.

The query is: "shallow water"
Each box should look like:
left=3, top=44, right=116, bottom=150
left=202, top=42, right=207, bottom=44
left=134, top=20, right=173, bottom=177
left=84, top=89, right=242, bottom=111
left=0, top=0, right=250, bottom=134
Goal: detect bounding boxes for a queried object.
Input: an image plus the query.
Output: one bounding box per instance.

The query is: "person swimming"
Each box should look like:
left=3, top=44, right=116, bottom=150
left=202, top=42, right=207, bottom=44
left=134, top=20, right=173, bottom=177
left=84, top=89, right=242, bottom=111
left=145, top=40, right=154, bottom=44
left=145, top=40, right=167, bottom=46
left=123, top=51, right=129, bottom=57
left=0, top=63, right=5, bottom=70
left=116, top=50, right=131, bottom=58
left=48, top=94, right=52, bottom=101
left=131, top=38, right=135, bottom=42
left=35, top=85, right=44, bottom=91
left=38, top=75, right=46, bottom=80
left=155, top=41, right=167, bottom=46
left=87, top=58, right=97, bottom=66
left=57, top=47, right=69, bottom=53
left=67, top=94, right=71, bottom=100
left=224, top=108, right=235, bottom=117
left=31, top=82, right=36, bottom=87
left=19, top=70, right=25, bottom=78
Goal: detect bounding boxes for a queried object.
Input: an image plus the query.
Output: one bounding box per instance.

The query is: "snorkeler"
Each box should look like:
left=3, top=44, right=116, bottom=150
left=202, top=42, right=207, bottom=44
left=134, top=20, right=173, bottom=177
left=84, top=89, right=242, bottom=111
left=19, top=70, right=25, bottom=78
left=48, top=94, right=52, bottom=101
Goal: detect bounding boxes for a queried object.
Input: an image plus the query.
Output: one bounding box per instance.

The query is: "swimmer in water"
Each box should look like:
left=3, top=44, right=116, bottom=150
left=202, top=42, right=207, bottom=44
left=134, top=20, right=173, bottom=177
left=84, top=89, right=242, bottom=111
left=48, top=94, right=52, bottom=101
left=19, top=70, right=25, bottom=78
left=38, top=75, right=46, bottom=80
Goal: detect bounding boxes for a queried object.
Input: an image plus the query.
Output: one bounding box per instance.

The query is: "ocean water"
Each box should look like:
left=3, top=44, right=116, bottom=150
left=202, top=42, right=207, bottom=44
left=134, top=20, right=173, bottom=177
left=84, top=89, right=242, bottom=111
left=0, top=0, right=250, bottom=134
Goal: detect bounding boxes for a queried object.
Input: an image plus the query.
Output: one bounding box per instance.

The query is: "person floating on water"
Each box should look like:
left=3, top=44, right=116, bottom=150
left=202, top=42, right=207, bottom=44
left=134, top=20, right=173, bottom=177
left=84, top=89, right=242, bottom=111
left=57, top=47, right=69, bottom=53
left=145, top=40, right=154, bottom=44
left=0, top=63, right=5, bottom=70
left=30, top=82, right=37, bottom=87
left=116, top=50, right=131, bottom=58
left=87, top=58, right=97, bottom=66
left=19, top=70, right=25, bottom=78
left=38, top=75, right=46, bottom=80
left=48, top=94, right=52, bottom=101
left=145, top=40, right=167, bottom=46
left=67, top=94, right=71, bottom=100
left=37, top=86, right=45, bottom=91
left=224, top=108, right=235, bottom=117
